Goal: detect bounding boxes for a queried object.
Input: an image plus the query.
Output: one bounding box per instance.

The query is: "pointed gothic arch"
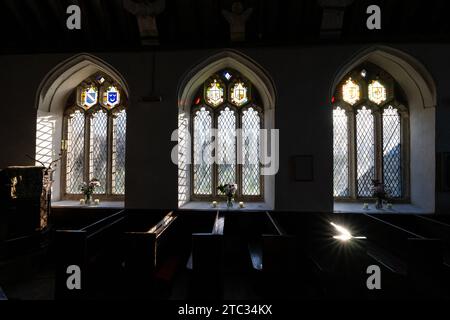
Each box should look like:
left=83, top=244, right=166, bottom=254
left=331, top=45, right=437, bottom=213
left=35, top=53, right=129, bottom=201
left=177, top=50, right=277, bottom=208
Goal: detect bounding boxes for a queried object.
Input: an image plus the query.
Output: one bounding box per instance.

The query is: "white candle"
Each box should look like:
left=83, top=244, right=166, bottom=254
left=363, top=203, right=369, bottom=210
left=212, top=201, right=217, bottom=208
left=387, top=203, right=393, bottom=209
left=94, top=199, right=100, bottom=205
left=239, top=202, right=245, bottom=208
left=80, top=199, right=85, bottom=205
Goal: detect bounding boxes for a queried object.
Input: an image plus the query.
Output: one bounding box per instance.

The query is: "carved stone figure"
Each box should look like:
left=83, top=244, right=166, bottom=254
left=124, top=0, right=165, bottom=45
left=222, top=2, right=253, bottom=42
left=318, top=0, right=355, bottom=38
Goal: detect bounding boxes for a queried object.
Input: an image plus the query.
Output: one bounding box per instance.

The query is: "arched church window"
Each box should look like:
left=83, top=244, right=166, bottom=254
left=333, top=64, right=408, bottom=200
left=191, top=70, right=263, bottom=200
left=63, top=74, right=127, bottom=199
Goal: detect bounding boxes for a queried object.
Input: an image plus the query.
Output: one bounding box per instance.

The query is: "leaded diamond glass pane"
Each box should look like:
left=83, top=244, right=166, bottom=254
left=89, top=110, right=108, bottom=194
left=66, top=111, right=85, bottom=194
left=218, top=107, right=236, bottom=190
left=242, top=108, right=260, bottom=196
left=356, top=107, right=375, bottom=197
left=178, top=113, right=189, bottom=206
left=193, top=108, right=213, bottom=195
left=383, top=106, right=402, bottom=198
left=333, top=107, right=349, bottom=197
left=112, top=110, right=126, bottom=195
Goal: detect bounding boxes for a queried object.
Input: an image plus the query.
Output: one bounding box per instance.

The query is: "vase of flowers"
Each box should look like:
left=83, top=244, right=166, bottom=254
left=80, top=179, right=100, bottom=205
left=372, top=179, right=389, bottom=209
left=217, top=183, right=237, bottom=208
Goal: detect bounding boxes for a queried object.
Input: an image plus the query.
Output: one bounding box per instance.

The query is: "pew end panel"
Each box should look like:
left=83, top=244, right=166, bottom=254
left=54, top=230, right=87, bottom=300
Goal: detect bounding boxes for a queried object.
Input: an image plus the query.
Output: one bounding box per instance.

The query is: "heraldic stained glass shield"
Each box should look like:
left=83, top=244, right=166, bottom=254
left=206, top=79, right=224, bottom=107
left=81, top=85, right=98, bottom=110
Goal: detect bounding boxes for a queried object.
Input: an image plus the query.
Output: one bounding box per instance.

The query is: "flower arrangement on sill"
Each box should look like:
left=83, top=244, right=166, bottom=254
left=372, top=179, right=390, bottom=209
left=217, top=183, right=237, bottom=208
left=80, top=178, right=100, bottom=205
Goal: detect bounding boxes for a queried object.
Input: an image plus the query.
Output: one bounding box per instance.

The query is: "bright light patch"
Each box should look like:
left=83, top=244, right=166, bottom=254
left=330, top=222, right=366, bottom=242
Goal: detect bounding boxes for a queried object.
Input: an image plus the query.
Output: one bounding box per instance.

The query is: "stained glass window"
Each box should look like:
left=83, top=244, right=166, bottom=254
left=356, top=107, right=375, bottom=197
left=89, top=110, right=108, bottom=194
left=64, top=75, right=127, bottom=199
left=333, top=107, right=349, bottom=197
left=342, top=78, right=360, bottom=105
left=383, top=106, right=402, bottom=198
left=112, top=110, right=127, bottom=195
left=193, top=107, right=213, bottom=195
left=231, top=81, right=248, bottom=106
left=206, top=80, right=224, bottom=107
left=218, top=107, right=237, bottom=189
left=224, top=72, right=232, bottom=81
left=81, top=85, right=98, bottom=110
left=368, top=80, right=387, bottom=105
left=242, top=108, right=260, bottom=196
left=191, top=70, right=262, bottom=200
left=103, top=86, right=121, bottom=109
left=333, top=65, right=407, bottom=201
left=66, top=110, right=85, bottom=194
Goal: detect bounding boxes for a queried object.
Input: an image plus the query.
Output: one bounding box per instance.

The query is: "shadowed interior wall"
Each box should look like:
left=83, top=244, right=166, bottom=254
left=0, top=44, right=448, bottom=213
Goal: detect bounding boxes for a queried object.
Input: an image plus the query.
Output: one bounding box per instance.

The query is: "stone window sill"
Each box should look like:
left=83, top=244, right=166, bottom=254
left=51, top=200, right=124, bottom=209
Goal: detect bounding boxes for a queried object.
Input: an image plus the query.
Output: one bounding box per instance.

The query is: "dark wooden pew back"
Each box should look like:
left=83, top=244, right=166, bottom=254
left=54, top=210, right=127, bottom=299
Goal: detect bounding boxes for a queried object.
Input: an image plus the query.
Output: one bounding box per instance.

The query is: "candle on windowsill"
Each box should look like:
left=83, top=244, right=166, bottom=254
left=239, top=202, right=245, bottom=208
left=80, top=199, right=85, bottom=205
left=363, top=203, right=369, bottom=210
left=94, top=199, right=100, bottom=205
left=212, top=201, right=217, bottom=208
left=387, top=203, right=393, bottom=210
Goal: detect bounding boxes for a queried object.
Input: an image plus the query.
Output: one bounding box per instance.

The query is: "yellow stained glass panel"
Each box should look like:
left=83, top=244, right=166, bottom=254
left=231, top=81, right=248, bottom=106
left=342, top=78, right=360, bottom=105
left=206, top=80, right=224, bottom=107
left=368, top=80, right=387, bottom=105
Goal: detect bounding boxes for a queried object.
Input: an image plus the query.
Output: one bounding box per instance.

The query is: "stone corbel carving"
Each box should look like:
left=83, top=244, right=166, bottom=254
left=124, top=0, right=165, bottom=45
left=318, top=0, right=354, bottom=39
left=222, top=2, right=253, bottom=42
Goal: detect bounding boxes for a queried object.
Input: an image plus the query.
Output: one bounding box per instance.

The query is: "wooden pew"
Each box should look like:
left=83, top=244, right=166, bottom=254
left=245, top=212, right=299, bottom=298
left=0, top=287, right=7, bottom=300
left=54, top=210, right=127, bottom=300
left=124, top=210, right=218, bottom=299
left=373, top=214, right=450, bottom=297
left=415, top=215, right=450, bottom=266
left=187, top=211, right=224, bottom=299
left=355, top=214, right=444, bottom=298
left=272, top=212, right=392, bottom=299
left=123, top=211, right=180, bottom=298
